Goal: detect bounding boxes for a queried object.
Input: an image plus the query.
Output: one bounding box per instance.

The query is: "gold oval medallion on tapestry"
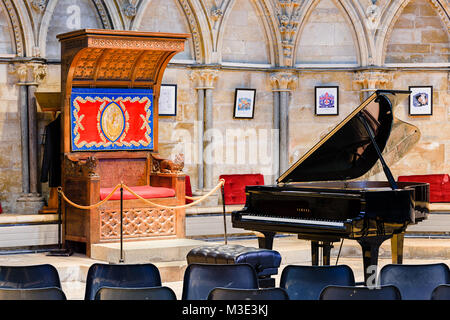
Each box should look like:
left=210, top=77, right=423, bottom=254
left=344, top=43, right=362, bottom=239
left=101, top=102, right=125, bottom=142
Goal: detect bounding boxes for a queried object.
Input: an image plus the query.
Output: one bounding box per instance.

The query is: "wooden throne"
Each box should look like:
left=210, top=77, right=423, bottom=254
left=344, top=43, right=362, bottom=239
left=58, top=30, right=189, bottom=257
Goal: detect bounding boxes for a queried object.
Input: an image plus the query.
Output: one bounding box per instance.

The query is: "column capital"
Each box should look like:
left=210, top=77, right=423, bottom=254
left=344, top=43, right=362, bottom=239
left=353, top=69, right=392, bottom=92
left=190, top=69, right=219, bottom=90
left=9, top=62, right=48, bottom=86
left=270, top=71, right=298, bottom=92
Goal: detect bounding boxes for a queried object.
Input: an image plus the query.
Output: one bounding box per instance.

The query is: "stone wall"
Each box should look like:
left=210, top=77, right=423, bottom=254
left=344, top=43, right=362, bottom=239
left=0, top=0, right=448, bottom=213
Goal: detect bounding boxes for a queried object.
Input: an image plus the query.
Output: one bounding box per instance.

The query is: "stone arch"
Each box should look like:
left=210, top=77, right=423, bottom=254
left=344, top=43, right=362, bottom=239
left=294, top=0, right=361, bottom=66
left=0, top=1, right=16, bottom=55
left=218, top=0, right=273, bottom=65
left=39, top=0, right=104, bottom=60
left=0, top=0, right=28, bottom=56
left=378, top=0, right=449, bottom=65
left=132, top=0, right=199, bottom=62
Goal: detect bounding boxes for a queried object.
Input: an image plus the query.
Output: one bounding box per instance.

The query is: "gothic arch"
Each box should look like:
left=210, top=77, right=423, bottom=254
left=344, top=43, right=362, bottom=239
left=1, top=0, right=27, bottom=56
left=377, top=0, right=450, bottom=65
left=38, top=0, right=107, bottom=59
left=131, top=0, right=206, bottom=63
left=292, top=0, right=365, bottom=66
left=217, top=0, right=275, bottom=66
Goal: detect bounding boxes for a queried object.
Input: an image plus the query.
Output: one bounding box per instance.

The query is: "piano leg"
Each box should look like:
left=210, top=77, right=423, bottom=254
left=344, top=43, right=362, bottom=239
left=391, top=232, right=404, bottom=264
left=311, top=241, right=333, bottom=266
left=311, top=241, right=319, bottom=266
left=357, top=235, right=391, bottom=285
left=322, top=242, right=333, bottom=266
left=257, top=231, right=276, bottom=249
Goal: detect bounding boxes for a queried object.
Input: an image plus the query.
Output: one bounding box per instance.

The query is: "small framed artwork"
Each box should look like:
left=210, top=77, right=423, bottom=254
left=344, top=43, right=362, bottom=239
left=233, top=88, right=256, bottom=119
left=158, top=84, right=177, bottom=116
left=315, top=86, right=339, bottom=116
left=409, top=86, right=432, bottom=116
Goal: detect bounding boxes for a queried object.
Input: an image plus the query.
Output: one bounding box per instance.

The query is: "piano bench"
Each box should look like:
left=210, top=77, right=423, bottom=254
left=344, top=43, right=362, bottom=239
left=186, top=244, right=282, bottom=288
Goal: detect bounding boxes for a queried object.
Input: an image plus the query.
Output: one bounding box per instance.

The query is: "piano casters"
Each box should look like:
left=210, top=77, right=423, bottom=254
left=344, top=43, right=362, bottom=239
left=357, top=235, right=391, bottom=285
left=311, top=241, right=334, bottom=266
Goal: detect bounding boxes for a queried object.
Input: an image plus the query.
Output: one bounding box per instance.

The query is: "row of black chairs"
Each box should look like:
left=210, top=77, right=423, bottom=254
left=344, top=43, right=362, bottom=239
left=0, top=262, right=449, bottom=300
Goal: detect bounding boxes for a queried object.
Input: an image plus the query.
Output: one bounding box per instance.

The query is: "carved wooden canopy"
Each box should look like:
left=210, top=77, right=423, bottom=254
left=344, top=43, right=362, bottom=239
left=58, top=29, right=190, bottom=153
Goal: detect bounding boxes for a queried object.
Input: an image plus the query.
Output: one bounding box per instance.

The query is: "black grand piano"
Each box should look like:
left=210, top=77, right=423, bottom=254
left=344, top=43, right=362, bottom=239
left=232, top=90, right=429, bottom=283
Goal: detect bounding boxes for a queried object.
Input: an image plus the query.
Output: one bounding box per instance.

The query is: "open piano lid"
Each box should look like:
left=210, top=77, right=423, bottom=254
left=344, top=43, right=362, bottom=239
left=278, top=90, right=411, bottom=184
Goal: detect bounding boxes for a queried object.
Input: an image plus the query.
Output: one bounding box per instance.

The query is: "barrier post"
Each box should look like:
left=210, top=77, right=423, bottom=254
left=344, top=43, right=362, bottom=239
left=47, top=188, right=73, bottom=256
left=119, top=183, right=124, bottom=263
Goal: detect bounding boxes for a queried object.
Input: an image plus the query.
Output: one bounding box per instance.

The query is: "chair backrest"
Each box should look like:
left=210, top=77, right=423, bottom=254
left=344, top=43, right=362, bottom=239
left=95, top=286, right=176, bottom=300
left=379, top=263, right=450, bottom=300
left=84, top=263, right=162, bottom=300
left=208, top=287, right=289, bottom=300
left=219, top=174, right=264, bottom=205
left=319, top=285, right=401, bottom=300
left=280, top=265, right=355, bottom=300
left=0, top=287, right=66, bottom=300
left=431, top=284, right=450, bottom=300
left=182, top=263, right=259, bottom=300
left=0, top=264, right=61, bottom=289
left=98, top=156, right=149, bottom=188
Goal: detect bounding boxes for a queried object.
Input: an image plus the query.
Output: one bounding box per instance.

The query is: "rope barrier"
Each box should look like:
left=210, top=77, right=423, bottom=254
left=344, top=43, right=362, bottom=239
left=58, top=179, right=226, bottom=210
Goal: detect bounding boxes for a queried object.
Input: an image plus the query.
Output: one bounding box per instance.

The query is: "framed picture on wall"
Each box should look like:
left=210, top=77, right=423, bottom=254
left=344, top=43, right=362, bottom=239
left=315, top=86, right=339, bottom=116
left=158, top=84, right=177, bottom=116
left=409, top=86, right=432, bottom=116
left=233, top=88, right=256, bottom=119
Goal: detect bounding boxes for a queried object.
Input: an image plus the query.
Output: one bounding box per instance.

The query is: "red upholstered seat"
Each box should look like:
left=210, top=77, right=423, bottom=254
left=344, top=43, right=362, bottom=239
left=100, top=185, right=175, bottom=200
left=219, top=174, right=265, bottom=205
left=398, top=174, right=450, bottom=203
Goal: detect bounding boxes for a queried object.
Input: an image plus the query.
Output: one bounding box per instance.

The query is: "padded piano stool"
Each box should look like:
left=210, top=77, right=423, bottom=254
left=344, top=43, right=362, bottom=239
left=186, top=244, right=282, bottom=288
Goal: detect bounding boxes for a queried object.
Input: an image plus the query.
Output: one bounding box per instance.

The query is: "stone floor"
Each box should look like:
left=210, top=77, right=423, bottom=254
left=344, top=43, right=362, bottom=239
left=1, top=235, right=449, bottom=300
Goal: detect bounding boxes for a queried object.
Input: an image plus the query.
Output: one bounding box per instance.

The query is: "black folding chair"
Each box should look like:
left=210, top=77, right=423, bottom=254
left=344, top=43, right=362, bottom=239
left=182, top=263, right=259, bottom=300
left=280, top=265, right=355, bottom=300
left=379, top=263, right=450, bottom=300
left=95, top=286, right=177, bottom=300
left=208, top=287, right=289, bottom=300
left=0, top=264, right=61, bottom=289
left=84, top=263, right=162, bottom=300
left=431, top=284, right=450, bottom=300
left=319, top=285, right=401, bottom=300
left=0, top=287, right=66, bottom=300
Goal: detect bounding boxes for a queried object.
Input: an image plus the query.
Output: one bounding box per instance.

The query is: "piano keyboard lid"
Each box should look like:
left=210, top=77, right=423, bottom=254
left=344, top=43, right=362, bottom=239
left=278, top=90, right=412, bottom=184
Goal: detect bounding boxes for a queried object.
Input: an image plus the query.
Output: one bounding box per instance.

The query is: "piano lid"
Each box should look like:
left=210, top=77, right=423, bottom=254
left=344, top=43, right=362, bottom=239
left=278, top=90, right=411, bottom=184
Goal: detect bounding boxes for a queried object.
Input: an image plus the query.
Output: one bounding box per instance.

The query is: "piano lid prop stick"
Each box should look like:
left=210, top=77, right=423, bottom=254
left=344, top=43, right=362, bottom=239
left=357, top=112, right=398, bottom=190
left=335, top=239, right=344, bottom=265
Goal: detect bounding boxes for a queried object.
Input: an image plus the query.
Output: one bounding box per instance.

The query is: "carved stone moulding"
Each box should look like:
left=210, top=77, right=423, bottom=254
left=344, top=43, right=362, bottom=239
left=100, top=207, right=176, bottom=240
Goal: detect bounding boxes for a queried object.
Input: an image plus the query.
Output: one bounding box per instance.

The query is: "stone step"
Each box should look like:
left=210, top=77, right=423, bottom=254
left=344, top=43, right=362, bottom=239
left=90, top=238, right=209, bottom=264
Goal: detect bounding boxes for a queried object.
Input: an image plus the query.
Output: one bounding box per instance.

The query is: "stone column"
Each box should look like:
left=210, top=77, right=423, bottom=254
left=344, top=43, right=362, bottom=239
left=190, top=69, right=218, bottom=193
left=196, top=88, right=204, bottom=190
left=270, top=72, right=298, bottom=178
left=10, top=61, right=47, bottom=214
left=15, top=64, right=30, bottom=194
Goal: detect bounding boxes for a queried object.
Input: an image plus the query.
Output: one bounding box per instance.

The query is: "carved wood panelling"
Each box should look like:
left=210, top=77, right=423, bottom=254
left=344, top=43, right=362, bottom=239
left=100, top=207, right=176, bottom=240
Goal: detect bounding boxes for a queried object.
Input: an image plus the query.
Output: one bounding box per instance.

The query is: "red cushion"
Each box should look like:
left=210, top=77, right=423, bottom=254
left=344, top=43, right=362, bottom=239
left=219, top=174, right=265, bottom=205
left=100, top=185, right=175, bottom=200
left=398, top=174, right=450, bottom=203
left=185, top=175, right=193, bottom=204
